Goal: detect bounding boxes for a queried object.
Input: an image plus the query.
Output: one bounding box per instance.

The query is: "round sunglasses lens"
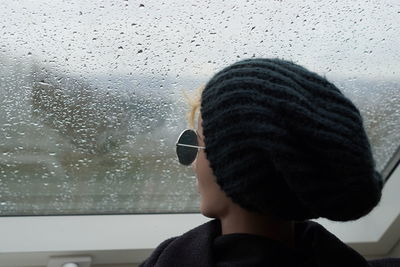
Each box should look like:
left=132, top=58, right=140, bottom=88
left=176, top=130, right=198, bottom=165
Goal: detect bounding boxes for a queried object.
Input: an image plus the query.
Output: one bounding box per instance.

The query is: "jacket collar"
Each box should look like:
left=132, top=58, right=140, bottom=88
left=143, top=219, right=370, bottom=267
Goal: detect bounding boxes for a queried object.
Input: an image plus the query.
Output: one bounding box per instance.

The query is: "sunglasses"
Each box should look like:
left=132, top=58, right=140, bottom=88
left=176, top=129, right=205, bottom=165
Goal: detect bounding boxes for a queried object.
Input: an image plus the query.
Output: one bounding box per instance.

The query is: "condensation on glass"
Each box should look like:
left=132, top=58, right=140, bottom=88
left=0, top=0, right=399, bottom=215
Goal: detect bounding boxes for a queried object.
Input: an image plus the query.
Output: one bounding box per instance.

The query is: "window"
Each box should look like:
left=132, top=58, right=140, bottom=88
left=0, top=0, right=399, bottom=218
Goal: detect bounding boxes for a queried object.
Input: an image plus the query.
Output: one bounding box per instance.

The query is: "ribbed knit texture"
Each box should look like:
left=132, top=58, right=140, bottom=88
left=200, top=58, right=383, bottom=221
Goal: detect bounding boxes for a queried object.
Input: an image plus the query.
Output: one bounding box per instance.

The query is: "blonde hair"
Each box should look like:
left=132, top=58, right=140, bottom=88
left=182, top=85, right=205, bottom=128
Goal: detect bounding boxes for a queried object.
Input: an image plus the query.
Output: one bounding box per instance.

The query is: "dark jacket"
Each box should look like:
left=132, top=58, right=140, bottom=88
left=140, top=219, right=399, bottom=267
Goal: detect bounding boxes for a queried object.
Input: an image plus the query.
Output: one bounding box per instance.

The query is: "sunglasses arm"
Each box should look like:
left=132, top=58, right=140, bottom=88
left=176, top=143, right=205, bottom=149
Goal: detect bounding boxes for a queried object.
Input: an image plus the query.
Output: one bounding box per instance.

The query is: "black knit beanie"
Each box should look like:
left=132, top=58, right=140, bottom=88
left=200, top=58, right=383, bottom=222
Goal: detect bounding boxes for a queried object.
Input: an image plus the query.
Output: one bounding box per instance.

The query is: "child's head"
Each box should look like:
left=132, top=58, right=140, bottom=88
left=185, top=58, right=382, bottom=222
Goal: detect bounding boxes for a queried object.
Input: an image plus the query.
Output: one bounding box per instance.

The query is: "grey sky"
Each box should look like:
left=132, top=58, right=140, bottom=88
left=0, top=0, right=399, bottom=83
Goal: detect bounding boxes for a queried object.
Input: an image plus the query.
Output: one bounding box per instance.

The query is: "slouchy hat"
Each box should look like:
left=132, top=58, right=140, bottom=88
left=200, top=58, right=383, bottom=221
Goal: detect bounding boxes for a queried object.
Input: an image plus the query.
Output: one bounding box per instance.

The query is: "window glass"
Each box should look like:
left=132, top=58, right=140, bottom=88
left=0, top=0, right=399, bottom=215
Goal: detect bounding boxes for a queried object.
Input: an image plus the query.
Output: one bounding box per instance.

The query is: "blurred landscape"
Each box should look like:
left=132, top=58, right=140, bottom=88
left=0, top=55, right=399, bottom=216
left=0, top=55, right=200, bottom=215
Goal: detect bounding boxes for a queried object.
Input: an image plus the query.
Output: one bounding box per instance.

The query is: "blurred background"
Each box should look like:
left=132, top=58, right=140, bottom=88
left=0, top=0, right=399, bottom=216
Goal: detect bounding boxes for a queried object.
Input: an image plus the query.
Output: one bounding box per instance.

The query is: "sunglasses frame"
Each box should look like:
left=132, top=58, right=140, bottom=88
left=176, top=129, right=205, bottom=165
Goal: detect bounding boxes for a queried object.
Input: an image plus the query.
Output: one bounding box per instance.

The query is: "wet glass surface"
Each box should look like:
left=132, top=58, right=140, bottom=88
left=0, top=0, right=399, bottom=215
